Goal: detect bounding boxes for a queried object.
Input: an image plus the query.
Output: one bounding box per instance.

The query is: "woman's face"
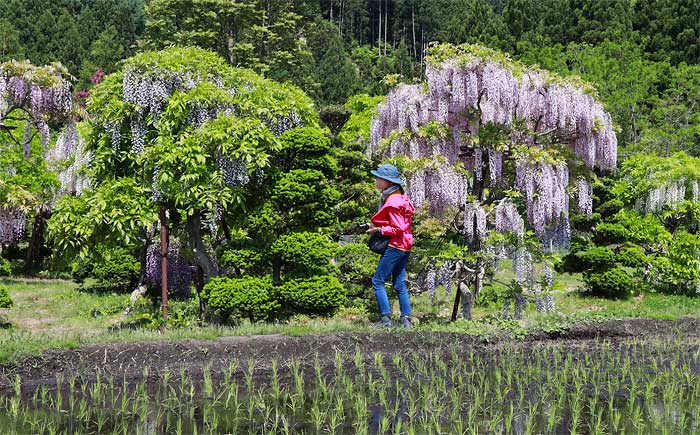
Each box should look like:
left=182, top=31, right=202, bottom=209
left=375, top=177, right=393, bottom=191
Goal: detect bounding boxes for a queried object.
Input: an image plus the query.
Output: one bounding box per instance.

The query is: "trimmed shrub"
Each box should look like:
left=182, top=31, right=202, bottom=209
left=277, top=275, right=347, bottom=315
left=202, top=277, right=279, bottom=322
left=219, top=249, right=264, bottom=275
left=583, top=267, right=635, bottom=299
left=271, top=232, right=337, bottom=277
left=617, top=245, right=649, bottom=268
left=576, top=246, right=616, bottom=270
left=91, top=247, right=140, bottom=286
left=0, top=286, right=12, bottom=308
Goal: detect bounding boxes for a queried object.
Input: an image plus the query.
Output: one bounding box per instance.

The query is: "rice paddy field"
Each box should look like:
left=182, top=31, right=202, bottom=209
left=1, top=331, right=699, bottom=434
left=2, top=279, right=700, bottom=434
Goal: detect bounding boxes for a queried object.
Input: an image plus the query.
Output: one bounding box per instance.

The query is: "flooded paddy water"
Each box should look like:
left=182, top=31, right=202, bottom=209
left=1, top=320, right=699, bottom=434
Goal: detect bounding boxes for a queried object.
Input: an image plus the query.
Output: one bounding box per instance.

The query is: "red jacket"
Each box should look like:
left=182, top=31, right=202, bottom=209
left=371, top=193, right=416, bottom=251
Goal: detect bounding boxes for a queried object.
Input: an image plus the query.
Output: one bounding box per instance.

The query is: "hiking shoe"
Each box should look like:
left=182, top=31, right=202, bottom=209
left=372, top=315, right=393, bottom=328
left=399, top=315, right=412, bottom=328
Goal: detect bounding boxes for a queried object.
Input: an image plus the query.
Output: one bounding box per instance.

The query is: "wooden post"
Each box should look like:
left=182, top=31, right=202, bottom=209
left=159, top=207, right=169, bottom=320
left=196, top=265, right=205, bottom=322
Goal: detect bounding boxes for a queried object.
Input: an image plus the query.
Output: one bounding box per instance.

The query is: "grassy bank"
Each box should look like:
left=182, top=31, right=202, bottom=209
left=1, top=276, right=700, bottom=364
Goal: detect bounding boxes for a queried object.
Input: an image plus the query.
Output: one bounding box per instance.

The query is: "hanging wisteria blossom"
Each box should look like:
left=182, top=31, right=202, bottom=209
left=216, top=155, right=250, bottom=187
left=463, top=202, right=487, bottom=244
left=47, top=122, right=92, bottom=196
left=0, top=208, right=26, bottom=245
left=495, top=200, right=524, bottom=241
left=0, top=60, right=73, bottom=120
left=436, top=261, right=454, bottom=296
left=425, top=268, right=436, bottom=298
left=146, top=243, right=194, bottom=297
left=577, top=177, right=593, bottom=216
left=368, top=44, right=618, bottom=250
left=636, top=179, right=694, bottom=214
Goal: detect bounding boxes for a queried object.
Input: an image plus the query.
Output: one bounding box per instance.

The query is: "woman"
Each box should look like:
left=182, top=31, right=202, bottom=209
left=367, top=164, right=416, bottom=328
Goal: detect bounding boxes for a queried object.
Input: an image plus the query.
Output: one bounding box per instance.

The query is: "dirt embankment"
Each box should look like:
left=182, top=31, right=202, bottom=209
left=1, top=318, right=699, bottom=393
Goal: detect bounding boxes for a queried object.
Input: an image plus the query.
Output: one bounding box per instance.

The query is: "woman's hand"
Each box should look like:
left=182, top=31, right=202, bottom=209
left=366, top=225, right=381, bottom=234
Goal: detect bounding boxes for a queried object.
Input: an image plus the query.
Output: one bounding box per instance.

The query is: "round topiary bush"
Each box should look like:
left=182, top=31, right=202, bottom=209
left=201, top=276, right=279, bottom=322
left=277, top=275, right=347, bottom=316
left=91, top=247, right=140, bottom=285
left=271, top=232, right=337, bottom=277
left=582, top=267, right=635, bottom=299
left=0, top=286, right=13, bottom=308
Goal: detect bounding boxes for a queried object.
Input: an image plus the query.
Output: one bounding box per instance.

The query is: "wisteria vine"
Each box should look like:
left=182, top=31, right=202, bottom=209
left=369, top=44, right=619, bottom=315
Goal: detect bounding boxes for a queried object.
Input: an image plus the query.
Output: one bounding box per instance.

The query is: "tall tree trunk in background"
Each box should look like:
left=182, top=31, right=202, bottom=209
left=412, top=4, right=417, bottom=59
left=24, top=208, right=49, bottom=273
left=378, top=0, right=382, bottom=54
left=384, top=0, right=388, bottom=55
left=159, top=207, right=169, bottom=320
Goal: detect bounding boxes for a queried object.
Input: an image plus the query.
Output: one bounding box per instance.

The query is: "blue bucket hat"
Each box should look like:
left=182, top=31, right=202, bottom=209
left=371, top=163, right=405, bottom=185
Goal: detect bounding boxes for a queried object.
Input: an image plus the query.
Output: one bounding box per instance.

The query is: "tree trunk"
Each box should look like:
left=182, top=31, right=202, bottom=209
left=159, top=208, right=169, bottom=320
left=196, top=265, right=205, bottom=322
left=24, top=208, right=49, bottom=273
left=185, top=210, right=219, bottom=280
left=452, top=118, right=484, bottom=321
left=412, top=5, right=416, bottom=59
left=378, top=0, right=382, bottom=54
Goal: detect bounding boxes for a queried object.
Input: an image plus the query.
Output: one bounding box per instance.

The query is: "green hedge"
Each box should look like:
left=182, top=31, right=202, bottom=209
left=202, top=277, right=279, bottom=322
left=277, top=275, right=347, bottom=316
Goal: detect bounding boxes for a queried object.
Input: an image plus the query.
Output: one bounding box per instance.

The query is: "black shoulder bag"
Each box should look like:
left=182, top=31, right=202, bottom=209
left=367, top=231, right=390, bottom=255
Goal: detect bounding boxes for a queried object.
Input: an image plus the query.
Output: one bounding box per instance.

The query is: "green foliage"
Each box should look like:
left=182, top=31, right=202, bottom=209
left=276, top=127, right=337, bottom=178
left=276, top=275, right=347, bottom=316
left=270, top=232, right=337, bottom=278
left=271, top=170, right=341, bottom=230
left=0, top=258, right=11, bottom=277
left=141, top=0, right=315, bottom=91
left=338, top=94, right=384, bottom=149
left=202, top=276, right=279, bottom=322
left=610, top=210, right=671, bottom=247
left=124, top=298, right=199, bottom=329
left=335, top=243, right=375, bottom=288
left=219, top=249, right=264, bottom=276
left=582, top=267, right=635, bottom=299
left=616, top=245, right=649, bottom=269
left=90, top=247, right=140, bottom=287
left=0, top=0, right=143, bottom=77
left=576, top=246, right=616, bottom=270
left=652, top=232, right=700, bottom=295
left=0, top=286, right=12, bottom=308
left=319, top=105, right=352, bottom=136
left=48, top=178, right=157, bottom=259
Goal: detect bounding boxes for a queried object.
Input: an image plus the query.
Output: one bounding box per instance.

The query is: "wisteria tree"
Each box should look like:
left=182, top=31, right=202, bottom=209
left=48, top=46, right=318, bottom=318
left=369, top=43, right=618, bottom=320
left=0, top=60, right=75, bottom=269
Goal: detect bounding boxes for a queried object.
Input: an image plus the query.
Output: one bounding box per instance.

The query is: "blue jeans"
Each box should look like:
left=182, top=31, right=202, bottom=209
left=372, top=247, right=412, bottom=316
